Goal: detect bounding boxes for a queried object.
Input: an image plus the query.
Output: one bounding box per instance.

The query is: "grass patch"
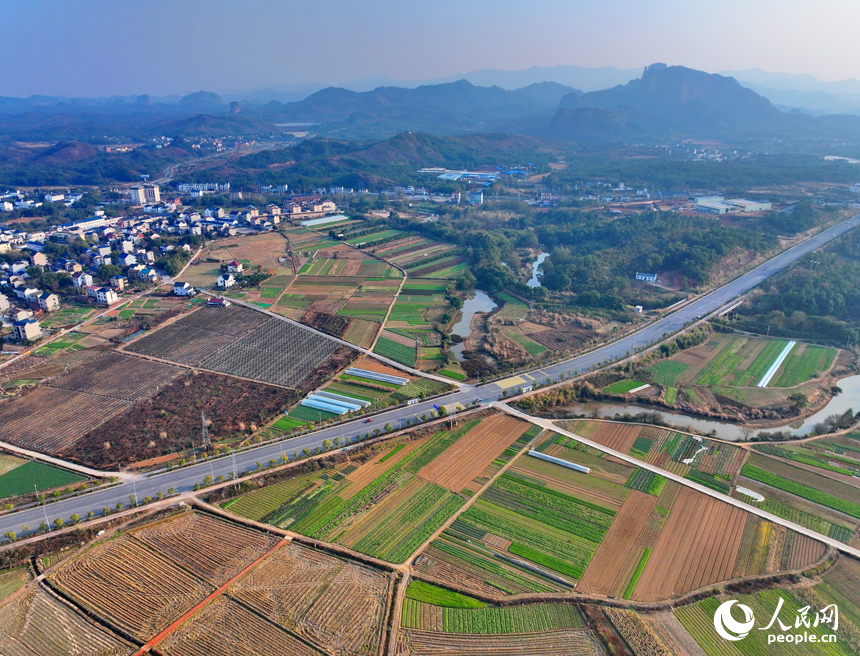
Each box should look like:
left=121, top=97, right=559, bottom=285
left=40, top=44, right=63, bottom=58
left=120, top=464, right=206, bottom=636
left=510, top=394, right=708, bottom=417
left=439, top=369, right=467, bottom=381
left=664, top=386, right=678, bottom=405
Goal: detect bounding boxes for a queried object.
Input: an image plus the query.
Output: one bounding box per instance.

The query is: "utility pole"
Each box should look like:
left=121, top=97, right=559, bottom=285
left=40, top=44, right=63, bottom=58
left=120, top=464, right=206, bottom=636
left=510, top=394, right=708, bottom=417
left=132, top=480, right=138, bottom=507
left=201, top=411, right=211, bottom=449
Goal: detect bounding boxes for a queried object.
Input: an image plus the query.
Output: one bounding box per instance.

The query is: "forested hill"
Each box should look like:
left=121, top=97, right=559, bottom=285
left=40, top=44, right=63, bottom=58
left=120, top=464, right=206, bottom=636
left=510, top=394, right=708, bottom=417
left=180, top=132, right=558, bottom=190
left=734, top=227, right=860, bottom=346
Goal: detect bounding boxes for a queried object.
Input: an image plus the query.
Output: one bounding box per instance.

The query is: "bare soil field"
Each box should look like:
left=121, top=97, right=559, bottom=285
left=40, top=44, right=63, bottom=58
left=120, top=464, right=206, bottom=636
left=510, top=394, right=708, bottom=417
left=397, top=629, right=604, bottom=656
left=231, top=542, right=391, bottom=656
left=0, top=587, right=132, bottom=656
left=158, top=596, right=320, bottom=656
left=577, top=490, right=657, bottom=596
left=48, top=351, right=182, bottom=401
left=418, top=414, right=529, bottom=492
left=0, top=386, right=132, bottom=453
left=131, top=512, right=280, bottom=586
left=589, top=423, right=641, bottom=454
left=50, top=536, right=213, bottom=640
left=631, top=488, right=747, bottom=601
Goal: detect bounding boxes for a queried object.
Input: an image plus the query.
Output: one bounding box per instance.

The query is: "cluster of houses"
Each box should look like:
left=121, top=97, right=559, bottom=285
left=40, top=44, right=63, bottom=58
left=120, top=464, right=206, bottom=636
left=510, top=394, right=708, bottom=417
left=0, top=189, right=85, bottom=213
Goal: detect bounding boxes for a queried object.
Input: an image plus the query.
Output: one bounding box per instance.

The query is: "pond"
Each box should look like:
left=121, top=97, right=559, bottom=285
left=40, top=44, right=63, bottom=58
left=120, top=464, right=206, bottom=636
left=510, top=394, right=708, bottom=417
left=562, top=374, right=860, bottom=441
left=527, top=252, right=549, bottom=288
left=450, top=290, right=498, bottom=360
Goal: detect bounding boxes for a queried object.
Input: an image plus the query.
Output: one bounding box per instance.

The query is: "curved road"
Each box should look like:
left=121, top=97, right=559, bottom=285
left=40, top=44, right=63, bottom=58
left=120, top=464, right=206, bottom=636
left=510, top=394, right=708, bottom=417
left=0, top=216, right=857, bottom=540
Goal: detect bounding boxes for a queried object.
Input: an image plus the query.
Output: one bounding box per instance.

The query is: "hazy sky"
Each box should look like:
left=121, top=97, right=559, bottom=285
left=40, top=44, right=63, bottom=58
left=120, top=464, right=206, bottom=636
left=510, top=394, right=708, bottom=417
left=1, top=0, right=858, bottom=97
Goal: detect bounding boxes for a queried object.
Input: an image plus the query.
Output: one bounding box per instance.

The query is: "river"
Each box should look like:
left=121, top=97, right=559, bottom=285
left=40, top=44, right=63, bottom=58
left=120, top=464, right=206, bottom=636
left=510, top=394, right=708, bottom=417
left=450, top=291, right=498, bottom=360
left=561, top=374, right=860, bottom=441
left=527, top=252, right=549, bottom=288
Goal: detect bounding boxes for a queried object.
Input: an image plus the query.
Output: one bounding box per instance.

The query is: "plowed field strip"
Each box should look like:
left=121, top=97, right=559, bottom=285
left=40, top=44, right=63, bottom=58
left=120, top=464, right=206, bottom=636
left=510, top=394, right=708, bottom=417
left=342, top=439, right=425, bottom=499
left=577, top=490, right=656, bottom=595
left=592, top=423, right=640, bottom=454
left=418, top=415, right=528, bottom=492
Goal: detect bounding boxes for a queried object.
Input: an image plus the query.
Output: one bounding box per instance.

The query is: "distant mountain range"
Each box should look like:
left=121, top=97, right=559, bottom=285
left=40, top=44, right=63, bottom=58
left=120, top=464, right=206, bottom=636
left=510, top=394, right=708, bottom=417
left=3, top=64, right=860, bottom=144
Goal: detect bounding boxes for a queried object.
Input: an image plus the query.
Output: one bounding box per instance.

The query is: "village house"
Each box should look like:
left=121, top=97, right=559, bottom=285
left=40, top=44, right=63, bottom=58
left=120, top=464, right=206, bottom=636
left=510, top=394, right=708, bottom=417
left=37, top=293, right=59, bottom=311
left=217, top=273, right=236, bottom=288
left=173, top=281, right=195, bottom=296
left=226, top=261, right=244, bottom=274
left=11, top=317, right=41, bottom=341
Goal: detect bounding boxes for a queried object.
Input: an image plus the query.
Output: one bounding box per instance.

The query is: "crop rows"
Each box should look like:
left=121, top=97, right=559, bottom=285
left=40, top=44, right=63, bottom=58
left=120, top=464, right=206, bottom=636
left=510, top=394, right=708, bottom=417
left=684, top=469, right=731, bottom=493
left=50, top=536, right=212, bottom=640
left=47, top=352, right=182, bottom=401
left=773, top=345, right=836, bottom=387
left=374, top=337, right=417, bottom=366
left=398, top=628, right=603, bottom=656
left=231, top=542, right=390, bottom=656
left=741, top=464, right=860, bottom=519
left=201, top=318, right=340, bottom=388
left=605, top=608, right=671, bottom=656
left=132, top=512, right=279, bottom=585
left=158, top=597, right=316, bottom=656
left=648, top=360, right=690, bottom=386
left=226, top=471, right=330, bottom=521
left=0, top=588, right=131, bottom=656
left=0, top=387, right=132, bottom=453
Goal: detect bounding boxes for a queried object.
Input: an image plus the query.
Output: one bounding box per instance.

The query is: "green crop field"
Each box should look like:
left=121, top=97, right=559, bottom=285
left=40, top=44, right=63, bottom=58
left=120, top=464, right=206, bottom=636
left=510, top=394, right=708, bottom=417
left=741, top=463, right=860, bottom=519
left=753, top=444, right=860, bottom=477
left=623, top=548, right=651, bottom=599
left=439, top=369, right=467, bottom=381
left=694, top=337, right=789, bottom=387
left=685, top=469, right=731, bottom=494
left=648, top=360, right=690, bottom=386
left=405, top=581, right=486, bottom=608
left=496, top=292, right=529, bottom=320
left=402, top=597, right=584, bottom=634
left=260, top=287, right=282, bottom=298
left=374, top=336, right=417, bottom=366
left=223, top=470, right=331, bottom=521
left=735, top=490, right=854, bottom=543
left=288, top=405, right=339, bottom=422
left=772, top=345, right=836, bottom=387
left=664, top=386, right=678, bottom=405
left=270, top=416, right=306, bottom=431
left=0, top=462, right=86, bottom=499
left=507, top=330, right=548, bottom=357
left=604, top=380, right=646, bottom=394
left=237, top=421, right=480, bottom=562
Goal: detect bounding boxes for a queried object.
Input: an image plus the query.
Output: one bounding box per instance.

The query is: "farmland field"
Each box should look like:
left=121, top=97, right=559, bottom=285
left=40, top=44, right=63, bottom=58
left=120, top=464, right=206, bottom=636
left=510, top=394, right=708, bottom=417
left=130, top=512, right=280, bottom=585
left=50, top=535, right=213, bottom=640
left=741, top=452, right=860, bottom=519
left=0, top=587, right=132, bottom=656
left=675, top=590, right=852, bottom=656
left=771, top=343, right=836, bottom=387
left=158, top=596, right=319, bottom=656
left=199, top=318, right=347, bottom=389
left=0, top=567, right=29, bottom=600
left=604, top=380, right=646, bottom=394
left=0, top=350, right=185, bottom=456
left=0, top=461, right=86, bottom=498
left=68, top=371, right=298, bottom=468
left=226, top=416, right=506, bottom=562
left=223, top=470, right=333, bottom=521
left=231, top=541, right=391, bottom=656
left=374, top=335, right=417, bottom=366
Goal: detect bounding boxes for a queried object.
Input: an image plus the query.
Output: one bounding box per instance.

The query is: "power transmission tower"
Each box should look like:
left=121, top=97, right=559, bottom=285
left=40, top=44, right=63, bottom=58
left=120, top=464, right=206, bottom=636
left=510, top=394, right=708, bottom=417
left=201, top=411, right=211, bottom=448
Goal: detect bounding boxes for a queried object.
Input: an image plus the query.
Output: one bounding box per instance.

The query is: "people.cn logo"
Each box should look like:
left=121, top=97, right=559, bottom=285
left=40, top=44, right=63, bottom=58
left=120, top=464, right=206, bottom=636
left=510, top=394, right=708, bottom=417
left=714, top=600, right=756, bottom=641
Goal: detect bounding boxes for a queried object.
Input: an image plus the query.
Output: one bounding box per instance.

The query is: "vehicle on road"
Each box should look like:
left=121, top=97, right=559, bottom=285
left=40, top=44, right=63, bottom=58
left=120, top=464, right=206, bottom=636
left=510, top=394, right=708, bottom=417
left=365, top=418, right=373, bottom=423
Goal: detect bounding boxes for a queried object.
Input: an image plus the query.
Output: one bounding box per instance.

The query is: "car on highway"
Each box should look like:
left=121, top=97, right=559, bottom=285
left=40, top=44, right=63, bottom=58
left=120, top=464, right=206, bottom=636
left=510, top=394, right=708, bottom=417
left=365, top=418, right=373, bottom=423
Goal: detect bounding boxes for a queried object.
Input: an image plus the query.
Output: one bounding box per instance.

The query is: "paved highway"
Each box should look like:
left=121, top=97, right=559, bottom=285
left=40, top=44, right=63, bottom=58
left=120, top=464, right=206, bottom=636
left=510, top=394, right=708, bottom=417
left=0, top=216, right=856, bottom=540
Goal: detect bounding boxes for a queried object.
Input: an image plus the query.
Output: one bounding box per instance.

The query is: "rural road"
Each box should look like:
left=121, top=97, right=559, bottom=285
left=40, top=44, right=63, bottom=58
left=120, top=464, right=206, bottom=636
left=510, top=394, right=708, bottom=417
left=0, top=216, right=857, bottom=542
